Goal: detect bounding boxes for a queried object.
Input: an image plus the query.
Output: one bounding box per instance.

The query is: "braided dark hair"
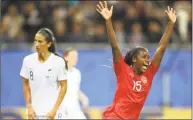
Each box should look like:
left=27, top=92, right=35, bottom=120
left=124, top=46, right=147, bottom=66
left=37, top=28, right=68, bottom=70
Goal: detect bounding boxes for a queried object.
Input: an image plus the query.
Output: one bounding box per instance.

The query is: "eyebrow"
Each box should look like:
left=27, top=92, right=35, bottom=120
left=34, top=38, right=44, bottom=42
left=139, top=52, right=150, bottom=57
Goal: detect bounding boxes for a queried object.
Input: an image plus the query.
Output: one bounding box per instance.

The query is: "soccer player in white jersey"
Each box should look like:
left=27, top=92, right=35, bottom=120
left=20, top=28, right=68, bottom=119
left=61, top=48, right=89, bottom=119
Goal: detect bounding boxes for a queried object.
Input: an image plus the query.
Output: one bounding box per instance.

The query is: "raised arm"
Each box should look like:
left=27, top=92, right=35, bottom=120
left=96, top=1, right=122, bottom=63
left=152, top=6, right=177, bottom=68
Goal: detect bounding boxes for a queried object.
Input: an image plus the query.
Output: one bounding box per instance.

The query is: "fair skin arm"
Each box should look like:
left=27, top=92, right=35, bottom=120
left=96, top=1, right=122, bottom=64
left=46, top=80, right=67, bottom=119
left=22, top=77, right=37, bottom=119
left=78, top=90, right=89, bottom=109
left=152, top=6, right=177, bottom=68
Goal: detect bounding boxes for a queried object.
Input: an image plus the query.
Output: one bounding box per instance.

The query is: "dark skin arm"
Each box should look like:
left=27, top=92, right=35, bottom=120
left=152, top=6, right=177, bottom=68
left=96, top=1, right=122, bottom=63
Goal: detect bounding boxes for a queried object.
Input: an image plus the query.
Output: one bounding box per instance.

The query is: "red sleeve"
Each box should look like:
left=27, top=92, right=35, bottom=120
left=113, top=56, right=124, bottom=76
left=147, top=61, right=159, bottom=77
left=113, top=55, right=130, bottom=77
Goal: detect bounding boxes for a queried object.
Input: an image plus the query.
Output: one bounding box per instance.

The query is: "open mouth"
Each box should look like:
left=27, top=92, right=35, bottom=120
left=142, top=63, right=149, bottom=70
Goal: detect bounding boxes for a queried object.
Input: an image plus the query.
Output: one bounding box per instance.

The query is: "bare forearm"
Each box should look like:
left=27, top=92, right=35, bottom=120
left=96, top=1, right=122, bottom=63
left=23, top=83, right=32, bottom=107
left=106, top=19, right=118, bottom=48
left=78, top=90, right=89, bottom=104
left=53, top=86, right=67, bottom=110
left=158, top=21, right=174, bottom=48
left=106, top=19, right=122, bottom=63
left=152, top=22, right=175, bottom=67
left=152, top=6, right=176, bottom=68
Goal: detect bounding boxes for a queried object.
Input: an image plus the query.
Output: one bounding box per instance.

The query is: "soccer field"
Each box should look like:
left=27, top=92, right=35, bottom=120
left=1, top=106, right=191, bottom=119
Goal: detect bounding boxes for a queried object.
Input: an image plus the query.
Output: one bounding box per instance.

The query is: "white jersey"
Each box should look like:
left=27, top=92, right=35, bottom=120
left=63, top=68, right=81, bottom=106
left=61, top=68, right=86, bottom=119
left=20, top=53, right=67, bottom=116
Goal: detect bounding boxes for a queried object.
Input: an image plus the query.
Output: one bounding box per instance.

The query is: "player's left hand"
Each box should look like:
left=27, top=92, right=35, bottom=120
left=46, top=108, right=57, bottom=119
left=165, top=6, right=177, bottom=23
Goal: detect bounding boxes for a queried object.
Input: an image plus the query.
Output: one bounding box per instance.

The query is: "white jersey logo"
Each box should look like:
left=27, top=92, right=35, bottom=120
left=141, top=76, right=147, bottom=84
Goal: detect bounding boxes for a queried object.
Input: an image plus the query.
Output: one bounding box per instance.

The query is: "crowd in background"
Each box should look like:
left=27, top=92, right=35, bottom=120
left=1, top=0, right=192, bottom=45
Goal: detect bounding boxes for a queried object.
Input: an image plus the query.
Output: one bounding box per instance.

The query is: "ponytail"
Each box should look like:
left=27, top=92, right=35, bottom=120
left=48, top=42, right=56, bottom=53
left=54, top=53, right=68, bottom=70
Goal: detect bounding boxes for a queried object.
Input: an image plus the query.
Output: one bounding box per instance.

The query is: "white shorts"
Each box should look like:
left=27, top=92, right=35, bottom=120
left=26, top=108, right=65, bottom=119
left=61, top=105, right=86, bottom=119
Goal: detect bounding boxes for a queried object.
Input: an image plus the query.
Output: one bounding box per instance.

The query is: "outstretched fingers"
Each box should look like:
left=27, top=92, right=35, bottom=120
left=99, top=1, right=104, bottom=9
left=165, top=10, right=168, bottom=14
left=168, top=6, right=170, bottom=12
left=96, top=1, right=107, bottom=13
left=110, top=6, right=113, bottom=12
left=173, top=10, right=176, bottom=15
left=165, top=6, right=177, bottom=15
left=97, top=4, right=102, bottom=11
left=96, top=2, right=103, bottom=14
left=96, top=8, right=101, bottom=13
left=104, top=1, right=108, bottom=8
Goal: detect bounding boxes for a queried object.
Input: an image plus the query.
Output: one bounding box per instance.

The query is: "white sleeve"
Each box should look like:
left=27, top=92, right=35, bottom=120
left=20, top=57, right=29, bottom=79
left=57, top=59, right=68, bottom=81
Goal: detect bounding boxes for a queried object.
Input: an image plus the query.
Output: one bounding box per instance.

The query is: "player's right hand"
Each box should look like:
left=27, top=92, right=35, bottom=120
left=27, top=106, right=37, bottom=119
left=96, top=1, right=113, bottom=21
left=165, top=6, right=177, bottom=24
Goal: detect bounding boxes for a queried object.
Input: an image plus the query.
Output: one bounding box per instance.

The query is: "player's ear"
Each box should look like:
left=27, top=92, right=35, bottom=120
left=47, top=42, right=52, bottom=48
left=132, top=57, right=137, bottom=63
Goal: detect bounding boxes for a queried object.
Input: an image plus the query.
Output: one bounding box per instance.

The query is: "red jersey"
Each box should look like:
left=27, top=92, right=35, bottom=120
left=103, top=55, right=158, bottom=119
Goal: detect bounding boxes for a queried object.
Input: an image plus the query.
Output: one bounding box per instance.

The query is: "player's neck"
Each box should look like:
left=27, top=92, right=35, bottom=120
left=132, top=66, right=142, bottom=76
left=67, top=64, right=73, bottom=72
left=38, top=51, right=51, bottom=63
left=133, top=70, right=142, bottom=76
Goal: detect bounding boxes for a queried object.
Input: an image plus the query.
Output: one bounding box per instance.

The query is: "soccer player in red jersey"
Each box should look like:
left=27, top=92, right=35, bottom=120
left=96, top=1, right=177, bottom=119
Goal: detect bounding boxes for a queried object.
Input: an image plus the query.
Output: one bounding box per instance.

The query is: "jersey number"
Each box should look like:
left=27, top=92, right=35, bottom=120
left=133, top=81, right=142, bottom=92
left=30, top=71, right=33, bottom=81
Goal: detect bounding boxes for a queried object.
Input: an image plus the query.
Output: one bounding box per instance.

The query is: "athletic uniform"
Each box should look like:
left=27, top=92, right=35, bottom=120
left=103, top=55, right=158, bottom=119
left=20, top=53, right=67, bottom=119
left=61, top=68, right=86, bottom=119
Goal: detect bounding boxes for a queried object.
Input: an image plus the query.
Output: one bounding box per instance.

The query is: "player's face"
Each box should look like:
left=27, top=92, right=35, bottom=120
left=134, top=49, right=150, bottom=74
left=34, top=33, right=51, bottom=53
left=66, top=51, right=78, bottom=66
